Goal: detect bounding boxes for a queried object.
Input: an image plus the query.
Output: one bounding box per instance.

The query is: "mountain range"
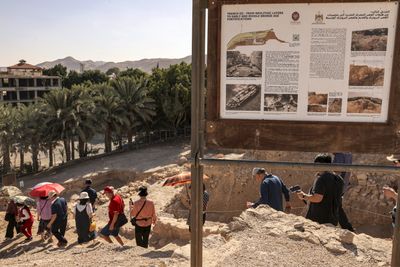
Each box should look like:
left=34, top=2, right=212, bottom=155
left=37, top=55, right=192, bottom=73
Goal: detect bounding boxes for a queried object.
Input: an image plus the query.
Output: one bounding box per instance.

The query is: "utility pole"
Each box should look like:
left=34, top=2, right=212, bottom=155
left=190, top=0, right=206, bottom=266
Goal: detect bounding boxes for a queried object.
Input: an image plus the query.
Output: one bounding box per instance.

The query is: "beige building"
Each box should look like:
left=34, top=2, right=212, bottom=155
left=0, top=60, right=61, bottom=105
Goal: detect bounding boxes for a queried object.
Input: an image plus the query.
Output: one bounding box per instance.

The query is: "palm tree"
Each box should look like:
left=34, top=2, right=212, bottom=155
left=71, top=85, right=97, bottom=158
left=41, top=89, right=76, bottom=162
left=93, top=84, right=128, bottom=153
left=18, top=103, right=46, bottom=172
left=111, top=77, right=156, bottom=144
left=0, top=104, right=18, bottom=173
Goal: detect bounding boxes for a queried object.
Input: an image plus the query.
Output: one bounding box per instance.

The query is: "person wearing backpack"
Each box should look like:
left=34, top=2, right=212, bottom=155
left=129, top=186, right=157, bottom=248
left=297, top=153, right=344, bottom=226
left=74, top=192, right=95, bottom=244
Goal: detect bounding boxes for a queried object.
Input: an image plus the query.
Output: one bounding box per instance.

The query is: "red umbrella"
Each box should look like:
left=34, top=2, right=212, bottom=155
left=30, top=183, right=65, bottom=198
left=162, top=172, right=209, bottom=187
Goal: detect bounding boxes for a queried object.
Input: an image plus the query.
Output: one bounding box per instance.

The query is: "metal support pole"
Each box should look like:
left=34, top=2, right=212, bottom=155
left=201, top=158, right=400, bottom=174
left=191, top=0, right=206, bottom=266
left=392, top=178, right=400, bottom=266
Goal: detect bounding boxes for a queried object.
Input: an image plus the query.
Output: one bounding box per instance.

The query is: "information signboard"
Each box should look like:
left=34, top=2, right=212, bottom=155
left=206, top=0, right=400, bottom=153
left=220, top=3, right=398, bottom=123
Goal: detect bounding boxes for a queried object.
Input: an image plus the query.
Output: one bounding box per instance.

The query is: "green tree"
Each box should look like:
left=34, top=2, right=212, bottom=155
left=149, top=62, right=191, bottom=133
left=71, top=85, right=97, bottom=158
left=0, top=104, right=18, bottom=173
left=63, top=70, right=81, bottom=89
left=106, top=67, right=120, bottom=76
left=43, top=64, right=67, bottom=78
left=41, top=89, right=77, bottom=162
left=81, top=70, right=108, bottom=85
left=93, top=84, right=128, bottom=153
left=111, top=77, right=156, bottom=144
left=17, top=104, right=46, bottom=172
left=119, top=68, right=148, bottom=79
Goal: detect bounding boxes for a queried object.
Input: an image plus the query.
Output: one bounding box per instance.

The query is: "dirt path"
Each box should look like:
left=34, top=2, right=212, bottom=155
left=18, top=141, right=189, bottom=190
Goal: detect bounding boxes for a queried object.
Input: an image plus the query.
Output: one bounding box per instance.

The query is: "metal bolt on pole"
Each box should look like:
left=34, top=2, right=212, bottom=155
left=191, top=0, right=206, bottom=266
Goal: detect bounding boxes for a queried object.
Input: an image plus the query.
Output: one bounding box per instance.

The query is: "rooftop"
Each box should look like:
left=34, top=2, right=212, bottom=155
left=7, top=60, right=42, bottom=70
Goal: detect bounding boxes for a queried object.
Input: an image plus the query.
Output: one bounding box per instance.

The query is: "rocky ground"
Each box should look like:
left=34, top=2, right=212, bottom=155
left=0, top=141, right=396, bottom=266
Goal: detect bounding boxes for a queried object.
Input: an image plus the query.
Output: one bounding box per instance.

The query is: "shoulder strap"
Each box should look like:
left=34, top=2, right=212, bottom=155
left=135, top=200, right=147, bottom=218
left=39, top=199, right=48, bottom=215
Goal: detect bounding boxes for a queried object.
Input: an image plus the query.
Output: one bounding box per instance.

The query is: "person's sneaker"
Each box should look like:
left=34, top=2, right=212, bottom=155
left=57, top=242, right=67, bottom=248
left=25, top=237, right=33, bottom=242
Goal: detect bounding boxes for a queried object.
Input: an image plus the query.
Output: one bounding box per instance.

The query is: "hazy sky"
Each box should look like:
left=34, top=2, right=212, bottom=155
left=0, top=0, right=192, bottom=66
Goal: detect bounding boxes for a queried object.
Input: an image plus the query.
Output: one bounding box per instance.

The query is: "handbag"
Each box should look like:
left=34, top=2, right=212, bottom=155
left=130, top=200, right=147, bottom=227
left=89, top=220, right=97, bottom=232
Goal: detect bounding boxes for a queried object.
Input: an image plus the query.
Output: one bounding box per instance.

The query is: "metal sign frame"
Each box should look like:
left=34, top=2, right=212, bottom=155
left=206, top=0, right=400, bottom=154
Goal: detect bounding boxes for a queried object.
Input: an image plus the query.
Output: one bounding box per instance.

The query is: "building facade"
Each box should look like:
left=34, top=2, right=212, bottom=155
left=0, top=60, right=61, bottom=105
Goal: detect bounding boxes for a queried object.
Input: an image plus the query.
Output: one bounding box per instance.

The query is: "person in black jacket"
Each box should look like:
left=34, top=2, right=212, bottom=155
left=297, top=153, right=344, bottom=226
left=81, top=179, right=98, bottom=210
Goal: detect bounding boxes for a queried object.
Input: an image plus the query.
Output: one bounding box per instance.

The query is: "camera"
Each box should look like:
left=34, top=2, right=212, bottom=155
left=289, top=185, right=301, bottom=193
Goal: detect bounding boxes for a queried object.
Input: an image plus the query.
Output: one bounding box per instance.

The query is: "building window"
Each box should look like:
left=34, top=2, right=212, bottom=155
left=37, top=79, right=44, bottom=87
left=19, top=90, right=35, bottom=100
left=3, top=91, right=17, bottom=101
left=19, top=79, right=28, bottom=87
left=37, top=90, right=48, bottom=98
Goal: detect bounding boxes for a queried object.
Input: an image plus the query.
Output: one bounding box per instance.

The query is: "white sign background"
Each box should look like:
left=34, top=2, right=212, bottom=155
left=220, top=2, right=398, bottom=123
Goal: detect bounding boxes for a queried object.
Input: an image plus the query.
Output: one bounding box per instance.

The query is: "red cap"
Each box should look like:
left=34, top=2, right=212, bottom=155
left=103, top=186, right=114, bottom=194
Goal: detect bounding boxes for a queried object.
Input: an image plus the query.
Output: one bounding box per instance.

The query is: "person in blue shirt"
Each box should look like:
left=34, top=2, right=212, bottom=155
left=247, top=167, right=291, bottom=211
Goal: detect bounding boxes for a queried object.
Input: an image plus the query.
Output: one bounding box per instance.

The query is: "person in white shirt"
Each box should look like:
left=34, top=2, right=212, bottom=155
left=73, top=192, right=95, bottom=244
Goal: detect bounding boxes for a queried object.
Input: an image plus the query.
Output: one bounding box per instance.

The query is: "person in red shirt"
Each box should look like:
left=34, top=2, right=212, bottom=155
left=99, top=186, right=125, bottom=246
left=17, top=201, right=34, bottom=241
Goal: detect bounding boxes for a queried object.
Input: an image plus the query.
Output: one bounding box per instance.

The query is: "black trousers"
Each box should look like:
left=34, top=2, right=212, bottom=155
left=5, top=214, right=19, bottom=238
left=52, top=219, right=68, bottom=244
left=188, top=213, right=206, bottom=232
left=338, top=203, right=355, bottom=232
left=135, top=225, right=151, bottom=248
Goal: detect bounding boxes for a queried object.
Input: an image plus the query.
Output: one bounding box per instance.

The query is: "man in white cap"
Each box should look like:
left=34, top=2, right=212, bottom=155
left=46, top=190, right=68, bottom=247
left=247, top=167, right=291, bottom=212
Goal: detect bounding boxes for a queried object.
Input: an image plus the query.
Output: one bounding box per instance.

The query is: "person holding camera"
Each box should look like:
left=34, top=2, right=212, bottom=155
left=247, top=167, right=291, bottom=212
left=297, top=153, right=344, bottom=226
left=129, top=186, right=157, bottom=248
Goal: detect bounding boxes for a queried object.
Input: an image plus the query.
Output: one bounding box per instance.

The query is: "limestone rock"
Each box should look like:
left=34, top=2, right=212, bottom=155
left=228, top=218, right=249, bottom=232
left=0, top=186, right=23, bottom=211
left=177, top=156, right=188, bottom=166
left=325, top=240, right=347, bottom=254
left=172, top=244, right=190, bottom=260
left=339, top=230, right=355, bottom=244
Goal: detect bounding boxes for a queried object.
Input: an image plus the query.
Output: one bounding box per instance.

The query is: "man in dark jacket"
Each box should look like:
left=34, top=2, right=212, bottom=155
left=5, top=199, right=19, bottom=240
left=297, top=153, right=344, bottom=225
left=81, top=179, right=97, bottom=210
left=247, top=167, right=291, bottom=212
